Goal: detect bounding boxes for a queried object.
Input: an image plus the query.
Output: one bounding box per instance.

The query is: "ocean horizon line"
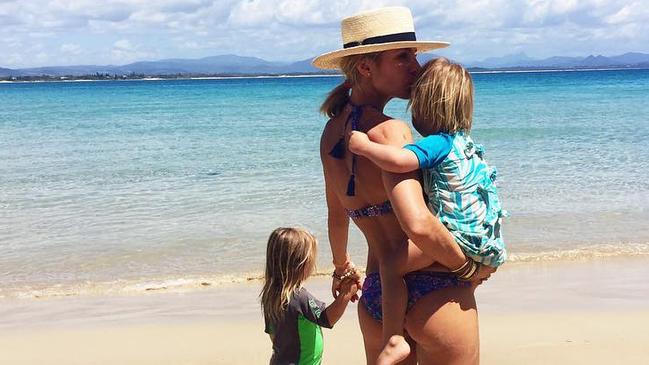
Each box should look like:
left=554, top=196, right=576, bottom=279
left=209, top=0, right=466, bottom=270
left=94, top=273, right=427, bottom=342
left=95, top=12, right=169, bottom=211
left=2, top=66, right=649, bottom=84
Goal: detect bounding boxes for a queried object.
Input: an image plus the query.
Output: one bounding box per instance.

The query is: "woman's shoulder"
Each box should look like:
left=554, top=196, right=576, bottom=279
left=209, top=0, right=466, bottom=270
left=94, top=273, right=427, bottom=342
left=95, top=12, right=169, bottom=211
left=368, top=117, right=413, bottom=146
left=319, top=116, right=343, bottom=155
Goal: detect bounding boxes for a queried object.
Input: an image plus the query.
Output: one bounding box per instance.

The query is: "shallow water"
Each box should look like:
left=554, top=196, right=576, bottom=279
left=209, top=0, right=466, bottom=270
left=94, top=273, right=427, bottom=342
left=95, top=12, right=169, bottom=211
left=1, top=70, right=648, bottom=298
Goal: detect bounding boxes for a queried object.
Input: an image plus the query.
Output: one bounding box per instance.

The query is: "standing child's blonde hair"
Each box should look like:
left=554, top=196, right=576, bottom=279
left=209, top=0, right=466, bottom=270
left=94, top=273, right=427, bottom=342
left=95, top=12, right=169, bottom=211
left=260, top=227, right=317, bottom=324
left=409, top=57, right=474, bottom=136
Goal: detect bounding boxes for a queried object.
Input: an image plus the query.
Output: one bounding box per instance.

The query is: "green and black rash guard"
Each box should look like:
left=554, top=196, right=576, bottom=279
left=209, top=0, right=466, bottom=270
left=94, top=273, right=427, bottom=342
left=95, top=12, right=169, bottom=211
left=265, top=287, right=332, bottom=365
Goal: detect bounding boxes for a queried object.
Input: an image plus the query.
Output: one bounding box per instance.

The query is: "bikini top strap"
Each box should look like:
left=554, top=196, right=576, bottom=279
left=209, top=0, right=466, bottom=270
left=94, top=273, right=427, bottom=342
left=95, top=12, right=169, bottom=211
left=328, top=109, right=355, bottom=159
left=346, top=104, right=363, bottom=196
left=326, top=103, right=364, bottom=196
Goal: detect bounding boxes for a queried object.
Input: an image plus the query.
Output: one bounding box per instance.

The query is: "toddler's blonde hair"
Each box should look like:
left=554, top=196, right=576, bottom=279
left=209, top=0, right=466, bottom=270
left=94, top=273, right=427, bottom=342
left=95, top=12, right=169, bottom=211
left=409, top=57, right=474, bottom=136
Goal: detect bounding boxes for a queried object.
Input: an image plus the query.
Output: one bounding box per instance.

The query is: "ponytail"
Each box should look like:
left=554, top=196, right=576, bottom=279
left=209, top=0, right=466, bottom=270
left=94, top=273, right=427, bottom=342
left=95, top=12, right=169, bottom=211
left=319, top=52, right=381, bottom=119
left=320, top=81, right=351, bottom=118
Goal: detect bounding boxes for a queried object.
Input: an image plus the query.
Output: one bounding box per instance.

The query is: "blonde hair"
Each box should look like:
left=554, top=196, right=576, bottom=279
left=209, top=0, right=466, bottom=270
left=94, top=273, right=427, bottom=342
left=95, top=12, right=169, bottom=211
left=260, top=227, right=318, bottom=324
left=409, top=57, right=474, bottom=136
left=320, top=52, right=382, bottom=118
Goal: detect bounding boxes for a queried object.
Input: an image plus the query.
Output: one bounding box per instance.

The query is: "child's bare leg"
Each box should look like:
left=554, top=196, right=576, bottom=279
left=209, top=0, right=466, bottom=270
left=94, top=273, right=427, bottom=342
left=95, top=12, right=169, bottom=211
left=377, top=259, right=410, bottom=365
left=376, top=239, right=433, bottom=365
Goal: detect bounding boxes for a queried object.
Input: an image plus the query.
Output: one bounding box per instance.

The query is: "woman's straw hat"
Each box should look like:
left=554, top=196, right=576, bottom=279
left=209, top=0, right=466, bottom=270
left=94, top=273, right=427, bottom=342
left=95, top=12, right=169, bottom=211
left=312, top=7, right=449, bottom=70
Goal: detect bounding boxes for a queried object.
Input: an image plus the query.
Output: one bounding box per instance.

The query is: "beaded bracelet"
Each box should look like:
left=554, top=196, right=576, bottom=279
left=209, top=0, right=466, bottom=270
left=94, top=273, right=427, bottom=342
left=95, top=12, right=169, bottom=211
left=332, top=267, right=356, bottom=281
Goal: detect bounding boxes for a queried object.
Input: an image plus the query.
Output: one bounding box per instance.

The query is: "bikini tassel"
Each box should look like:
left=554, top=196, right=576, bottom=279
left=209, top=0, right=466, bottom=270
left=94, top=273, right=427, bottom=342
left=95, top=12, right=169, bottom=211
left=346, top=174, right=356, bottom=196
left=329, top=137, right=346, bottom=159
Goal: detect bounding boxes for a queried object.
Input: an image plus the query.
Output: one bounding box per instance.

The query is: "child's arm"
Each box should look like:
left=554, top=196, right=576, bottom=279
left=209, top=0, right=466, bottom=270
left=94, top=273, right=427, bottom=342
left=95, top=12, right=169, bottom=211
left=349, top=131, right=419, bottom=173
left=295, top=283, right=358, bottom=330
left=323, top=278, right=359, bottom=326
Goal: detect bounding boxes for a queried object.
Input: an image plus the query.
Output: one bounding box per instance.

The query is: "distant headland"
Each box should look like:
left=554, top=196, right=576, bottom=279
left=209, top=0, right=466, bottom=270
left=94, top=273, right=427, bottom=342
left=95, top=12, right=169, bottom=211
left=2, top=52, right=648, bottom=82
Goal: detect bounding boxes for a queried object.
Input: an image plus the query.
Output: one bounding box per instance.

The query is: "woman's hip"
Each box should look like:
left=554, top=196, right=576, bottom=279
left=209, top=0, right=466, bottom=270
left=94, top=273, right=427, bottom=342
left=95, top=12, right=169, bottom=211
left=359, top=271, right=470, bottom=322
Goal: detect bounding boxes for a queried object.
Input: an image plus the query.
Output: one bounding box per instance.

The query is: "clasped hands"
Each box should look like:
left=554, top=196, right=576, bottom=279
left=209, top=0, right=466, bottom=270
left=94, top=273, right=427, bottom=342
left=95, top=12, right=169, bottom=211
left=331, top=263, right=361, bottom=302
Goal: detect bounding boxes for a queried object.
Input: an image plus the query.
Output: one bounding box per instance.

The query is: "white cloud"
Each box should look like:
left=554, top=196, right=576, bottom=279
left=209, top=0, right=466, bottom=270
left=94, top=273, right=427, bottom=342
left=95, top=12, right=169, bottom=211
left=35, top=51, right=48, bottom=63
left=156, top=0, right=215, bottom=14
left=0, top=13, right=21, bottom=26
left=605, top=1, right=649, bottom=25
left=111, top=39, right=157, bottom=63
left=60, top=43, right=82, bottom=55
left=1, top=0, right=648, bottom=68
left=4, top=53, right=24, bottom=67
left=129, top=10, right=170, bottom=24
left=227, top=0, right=275, bottom=27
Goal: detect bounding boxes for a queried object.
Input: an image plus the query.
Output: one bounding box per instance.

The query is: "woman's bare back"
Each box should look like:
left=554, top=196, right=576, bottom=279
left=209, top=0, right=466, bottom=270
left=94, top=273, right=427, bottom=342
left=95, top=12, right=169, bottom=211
left=320, top=106, right=414, bottom=271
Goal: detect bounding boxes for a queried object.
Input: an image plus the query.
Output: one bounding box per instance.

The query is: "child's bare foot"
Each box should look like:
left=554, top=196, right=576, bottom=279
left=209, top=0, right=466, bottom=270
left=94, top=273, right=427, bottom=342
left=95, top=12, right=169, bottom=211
left=377, top=335, right=410, bottom=365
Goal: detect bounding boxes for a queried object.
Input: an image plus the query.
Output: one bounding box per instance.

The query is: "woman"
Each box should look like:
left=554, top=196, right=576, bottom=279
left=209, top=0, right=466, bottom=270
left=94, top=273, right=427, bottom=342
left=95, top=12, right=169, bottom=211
left=313, top=7, right=491, bottom=364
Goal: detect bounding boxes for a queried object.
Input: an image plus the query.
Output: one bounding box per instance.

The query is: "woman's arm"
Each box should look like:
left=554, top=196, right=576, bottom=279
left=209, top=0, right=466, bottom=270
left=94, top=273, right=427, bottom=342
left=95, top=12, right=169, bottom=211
left=323, top=165, right=350, bottom=271
left=371, top=120, right=467, bottom=271
left=383, top=172, right=467, bottom=270
left=320, top=136, right=353, bottom=298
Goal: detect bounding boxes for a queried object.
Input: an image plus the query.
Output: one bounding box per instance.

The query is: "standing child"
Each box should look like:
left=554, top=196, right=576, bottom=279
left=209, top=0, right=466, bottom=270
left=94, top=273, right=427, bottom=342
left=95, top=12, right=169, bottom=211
left=260, top=227, right=359, bottom=365
left=349, top=57, right=507, bottom=365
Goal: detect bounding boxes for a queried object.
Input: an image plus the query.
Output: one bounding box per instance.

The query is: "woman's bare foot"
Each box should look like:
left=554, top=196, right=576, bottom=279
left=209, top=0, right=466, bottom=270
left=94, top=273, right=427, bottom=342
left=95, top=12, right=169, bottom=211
left=377, top=335, right=410, bottom=365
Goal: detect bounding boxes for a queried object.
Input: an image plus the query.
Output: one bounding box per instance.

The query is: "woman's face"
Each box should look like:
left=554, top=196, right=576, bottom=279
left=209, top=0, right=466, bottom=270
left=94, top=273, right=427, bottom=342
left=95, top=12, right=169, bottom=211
left=370, top=48, right=421, bottom=100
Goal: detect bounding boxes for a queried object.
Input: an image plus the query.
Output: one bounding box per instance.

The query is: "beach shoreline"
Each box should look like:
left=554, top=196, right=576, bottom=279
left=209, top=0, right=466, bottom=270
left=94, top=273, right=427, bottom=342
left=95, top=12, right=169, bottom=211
left=1, top=257, right=647, bottom=364
left=2, top=240, right=648, bottom=301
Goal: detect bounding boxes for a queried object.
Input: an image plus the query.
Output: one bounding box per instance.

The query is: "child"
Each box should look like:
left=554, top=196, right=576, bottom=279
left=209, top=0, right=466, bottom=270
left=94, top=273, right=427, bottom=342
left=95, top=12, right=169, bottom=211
left=349, top=57, right=507, bottom=365
left=260, top=227, right=359, bottom=365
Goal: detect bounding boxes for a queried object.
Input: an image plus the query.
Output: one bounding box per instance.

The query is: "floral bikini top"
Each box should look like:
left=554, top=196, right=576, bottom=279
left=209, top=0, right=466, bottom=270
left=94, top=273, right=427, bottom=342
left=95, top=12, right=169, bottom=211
left=329, top=103, right=393, bottom=219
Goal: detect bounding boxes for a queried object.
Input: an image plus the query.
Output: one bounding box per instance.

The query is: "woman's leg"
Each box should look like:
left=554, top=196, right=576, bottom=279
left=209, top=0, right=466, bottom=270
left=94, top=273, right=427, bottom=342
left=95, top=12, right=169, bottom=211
left=405, top=285, right=479, bottom=365
left=358, top=302, right=382, bottom=364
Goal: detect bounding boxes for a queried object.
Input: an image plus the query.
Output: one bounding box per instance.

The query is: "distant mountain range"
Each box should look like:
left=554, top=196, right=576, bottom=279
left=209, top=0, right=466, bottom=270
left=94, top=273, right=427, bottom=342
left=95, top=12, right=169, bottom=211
left=2, top=52, right=649, bottom=78
left=0, top=55, right=322, bottom=78
left=468, top=52, right=649, bottom=69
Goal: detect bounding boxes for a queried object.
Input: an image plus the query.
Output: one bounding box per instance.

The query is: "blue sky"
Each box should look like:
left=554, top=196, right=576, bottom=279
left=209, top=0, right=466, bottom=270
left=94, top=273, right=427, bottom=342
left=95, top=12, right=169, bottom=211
left=1, top=0, right=648, bottom=68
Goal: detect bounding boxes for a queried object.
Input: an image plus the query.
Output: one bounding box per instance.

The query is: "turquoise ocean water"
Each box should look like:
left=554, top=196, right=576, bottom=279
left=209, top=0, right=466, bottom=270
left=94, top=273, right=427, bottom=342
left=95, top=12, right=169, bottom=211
left=1, top=70, right=648, bottom=299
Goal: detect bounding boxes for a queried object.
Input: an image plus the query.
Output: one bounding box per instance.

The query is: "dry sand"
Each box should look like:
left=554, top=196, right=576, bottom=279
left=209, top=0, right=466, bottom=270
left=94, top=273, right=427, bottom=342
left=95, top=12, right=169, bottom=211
left=1, top=257, right=648, bottom=364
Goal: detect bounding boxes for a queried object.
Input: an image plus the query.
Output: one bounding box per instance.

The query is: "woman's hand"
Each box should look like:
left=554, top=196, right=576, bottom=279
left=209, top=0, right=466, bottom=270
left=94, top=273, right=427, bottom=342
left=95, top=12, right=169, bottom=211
left=471, top=265, right=497, bottom=285
left=338, top=277, right=360, bottom=301
left=332, top=263, right=361, bottom=302
left=332, top=277, right=362, bottom=302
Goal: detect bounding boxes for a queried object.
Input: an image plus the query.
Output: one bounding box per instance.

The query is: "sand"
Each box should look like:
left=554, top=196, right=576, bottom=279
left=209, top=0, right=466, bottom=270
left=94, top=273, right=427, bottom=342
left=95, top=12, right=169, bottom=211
left=1, top=257, right=648, bottom=364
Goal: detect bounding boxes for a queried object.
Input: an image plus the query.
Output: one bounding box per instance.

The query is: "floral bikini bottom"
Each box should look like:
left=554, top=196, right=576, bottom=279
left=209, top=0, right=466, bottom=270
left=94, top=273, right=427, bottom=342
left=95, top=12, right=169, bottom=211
left=360, top=271, right=469, bottom=321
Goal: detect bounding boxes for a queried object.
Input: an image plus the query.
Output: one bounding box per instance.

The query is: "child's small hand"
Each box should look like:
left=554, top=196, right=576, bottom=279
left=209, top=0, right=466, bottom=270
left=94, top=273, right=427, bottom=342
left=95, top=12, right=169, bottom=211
left=348, top=131, right=370, bottom=154
left=338, top=277, right=360, bottom=301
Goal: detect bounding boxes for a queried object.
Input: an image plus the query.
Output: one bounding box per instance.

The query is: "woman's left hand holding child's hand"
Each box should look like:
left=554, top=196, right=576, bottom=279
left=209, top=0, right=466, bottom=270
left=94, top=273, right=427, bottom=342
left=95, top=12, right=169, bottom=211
left=332, top=260, right=361, bottom=302
left=338, top=277, right=360, bottom=302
